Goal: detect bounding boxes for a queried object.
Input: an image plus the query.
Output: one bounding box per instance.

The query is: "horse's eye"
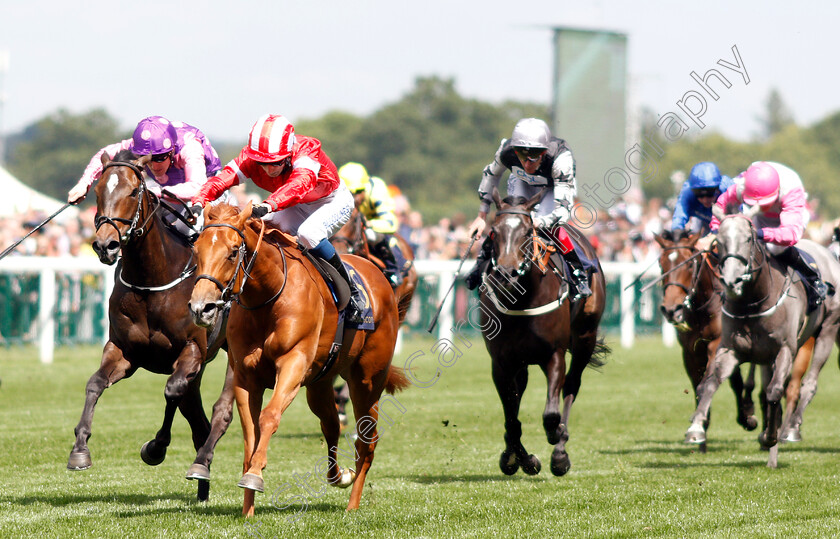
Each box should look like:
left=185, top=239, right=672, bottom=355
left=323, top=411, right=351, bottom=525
left=129, top=188, right=140, bottom=197
left=227, top=247, right=238, bottom=260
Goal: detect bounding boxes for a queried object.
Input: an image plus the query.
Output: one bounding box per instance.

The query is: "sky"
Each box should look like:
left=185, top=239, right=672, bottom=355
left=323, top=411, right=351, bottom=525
left=1, top=0, right=838, bottom=145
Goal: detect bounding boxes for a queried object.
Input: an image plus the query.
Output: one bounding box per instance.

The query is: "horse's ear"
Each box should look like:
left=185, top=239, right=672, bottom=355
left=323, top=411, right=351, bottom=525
left=653, top=232, right=668, bottom=249
left=687, top=231, right=702, bottom=246
left=712, top=204, right=725, bottom=221
left=100, top=151, right=112, bottom=166
left=744, top=204, right=762, bottom=219
left=525, top=187, right=547, bottom=212
left=135, top=154, right=152, bottom=168
left=492, top=187, right=502, bottom=210
left=240, top=202, right=254, bottom=228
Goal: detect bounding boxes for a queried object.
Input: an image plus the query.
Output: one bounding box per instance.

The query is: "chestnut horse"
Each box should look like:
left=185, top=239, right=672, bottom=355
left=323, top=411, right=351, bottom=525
left=654, top=230, right=758, bottom=453
left=188, top=204, right=408, bottom=516
left=69, top=150, right=233, bottom=501
left=479, top=191, right=608, bottom=477
left=331, top=207, right=417, bottom=323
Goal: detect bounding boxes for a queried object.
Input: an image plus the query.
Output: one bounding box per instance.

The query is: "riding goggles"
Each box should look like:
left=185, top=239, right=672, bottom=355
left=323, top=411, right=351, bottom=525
left=514, top=147, right=547, bottom=162
left=150, top=152, right=173, bottom=163
left=692, top=188, right=717, bottom=199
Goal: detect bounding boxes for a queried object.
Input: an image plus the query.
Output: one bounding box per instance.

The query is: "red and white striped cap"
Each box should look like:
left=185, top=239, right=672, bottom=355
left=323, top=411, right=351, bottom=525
left=244, top=114, right=296, bottom=163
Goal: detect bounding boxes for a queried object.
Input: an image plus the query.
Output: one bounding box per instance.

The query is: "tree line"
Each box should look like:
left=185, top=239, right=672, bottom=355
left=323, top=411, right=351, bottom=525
left=6, top=79, right=839, bottom=223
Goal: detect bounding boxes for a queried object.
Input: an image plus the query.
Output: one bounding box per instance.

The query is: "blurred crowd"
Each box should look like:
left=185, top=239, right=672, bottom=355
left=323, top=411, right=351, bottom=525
left=2, top=184, right=838, bottom=263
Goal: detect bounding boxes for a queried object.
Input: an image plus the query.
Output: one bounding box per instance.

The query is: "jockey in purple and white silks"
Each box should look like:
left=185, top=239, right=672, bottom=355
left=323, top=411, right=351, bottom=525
left=69, top=116, right=222, bottom=204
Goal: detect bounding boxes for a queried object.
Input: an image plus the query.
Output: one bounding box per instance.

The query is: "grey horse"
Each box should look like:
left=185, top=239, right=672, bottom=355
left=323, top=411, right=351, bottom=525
left=684, top=205, right=840, bottom=467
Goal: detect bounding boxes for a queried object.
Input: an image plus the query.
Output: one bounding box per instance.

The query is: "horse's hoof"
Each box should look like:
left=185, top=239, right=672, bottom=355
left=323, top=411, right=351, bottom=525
left=781, top=429, right=802, bottom=443
left=186, top=463, right=211, bottom=481
left=333, top=468, right=356, bottom=489
left=684, top=425, right=706, bottom=445
left=521, top=454, right=542, bottom=476
left=140, top=441, right=166, bottom=466
left=743, top=415, right=759, bottom=431
left=499, top=451, right=519, bottom=475
left=67, top=450, right=92, bottom=470
left=550, top=448, right=571, bottom=476
left=237, top=473, right=265, bottom=493
left=757, top=432, right=776, bottom=450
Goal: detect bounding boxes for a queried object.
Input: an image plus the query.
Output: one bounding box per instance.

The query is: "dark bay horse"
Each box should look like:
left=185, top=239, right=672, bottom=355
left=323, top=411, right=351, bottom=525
left=685, top=206, right=840, bottom=467
left=188, top=204, right=408, bottom=516
left=69, top=150, right=233, bottom=501
left=654, top=230, right=757, bottom=452
left=478, top=190, right=608, bottom=476
left=331, top=207, right=417, bottom=323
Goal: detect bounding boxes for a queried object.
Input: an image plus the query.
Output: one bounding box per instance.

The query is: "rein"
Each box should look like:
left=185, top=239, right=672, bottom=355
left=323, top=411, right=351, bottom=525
left=195, top=220, right=288, bottom=310
left=482, top=208, right=568, bottom=316
left=96, top=160, right=195, bottom=292
left=94, top=161, right=160, bottom=244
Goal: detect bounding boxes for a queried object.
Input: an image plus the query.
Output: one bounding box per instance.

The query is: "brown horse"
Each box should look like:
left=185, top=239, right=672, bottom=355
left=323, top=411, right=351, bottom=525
left=479, top=190, right=608, bottom=476
left=69, top=150, right=233, bottom=502
left=654, top=230, right=757, bottom=452
left=188, top=203, right=408, bottom=516
left=331, top=207, right=417, bottom=323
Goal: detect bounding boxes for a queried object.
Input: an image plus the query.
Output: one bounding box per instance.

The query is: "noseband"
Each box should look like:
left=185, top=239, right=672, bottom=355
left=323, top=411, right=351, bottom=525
left=195, top=221, right=287, bottom=310
left=94, top=161, right=160, bottom=244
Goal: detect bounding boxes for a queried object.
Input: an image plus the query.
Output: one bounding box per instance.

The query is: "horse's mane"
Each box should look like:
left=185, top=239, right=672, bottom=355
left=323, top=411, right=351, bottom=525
left=112, top=148, right=137, bottom=162
left=206, top=203, right=241, bottom=222
left=502, top=195, right=528, bottom=207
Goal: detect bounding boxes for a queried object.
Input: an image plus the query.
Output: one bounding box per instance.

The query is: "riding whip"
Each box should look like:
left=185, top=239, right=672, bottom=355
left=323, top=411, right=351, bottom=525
left=0, top=202, right=72, bottom=261
left=426, top=232, right=478, bottom=333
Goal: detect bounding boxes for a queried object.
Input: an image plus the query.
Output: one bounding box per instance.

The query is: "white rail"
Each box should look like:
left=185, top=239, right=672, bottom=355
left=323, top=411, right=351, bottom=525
left=0, top=256, right=673, bottom=363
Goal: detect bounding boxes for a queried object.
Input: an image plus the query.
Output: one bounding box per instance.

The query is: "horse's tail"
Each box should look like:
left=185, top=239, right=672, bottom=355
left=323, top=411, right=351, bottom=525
left=587, top=335, right=611, bottom=370
left=384, top=365, right=411, bottom=394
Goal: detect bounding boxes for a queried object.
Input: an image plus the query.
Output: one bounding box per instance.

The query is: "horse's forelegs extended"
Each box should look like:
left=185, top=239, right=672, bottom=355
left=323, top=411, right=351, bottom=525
left=686, top=347, right=738, bottom=445
left=239, top=354, right=306, bottom=505
left=540, top=349, right=567, bottom=447
left=188, top=360, right=236, bottom=483
left=68, top=342, right=134, bottom=470
left=762, top=346, right=794, bottom=466
left=141, top=341, right=204, bottom=468
left=492, top=361, right=540, bottom=475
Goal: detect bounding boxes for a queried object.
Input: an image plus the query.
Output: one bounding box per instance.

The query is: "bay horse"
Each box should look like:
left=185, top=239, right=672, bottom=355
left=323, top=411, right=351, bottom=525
left=654, top=230, right=758, bottom=453
left=330, top=207, right=417, bottom=323
left=188, top=203, right=408, bottom=516
left=478, top=190, right=608, bottom=477
left=685, top=205, right=840, bottom=467
left=69, top=150, right=233, bottom=501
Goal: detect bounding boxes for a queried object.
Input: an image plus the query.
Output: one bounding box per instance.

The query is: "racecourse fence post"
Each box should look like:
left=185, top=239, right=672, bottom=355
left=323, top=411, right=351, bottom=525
left=38, top=267, right=56, bottom=364
left=620, top=271, right=636, bottom=348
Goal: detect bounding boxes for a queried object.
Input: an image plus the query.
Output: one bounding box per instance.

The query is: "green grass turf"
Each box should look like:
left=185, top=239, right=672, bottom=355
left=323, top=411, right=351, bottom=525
left=1, top=335, right=840, bottom=538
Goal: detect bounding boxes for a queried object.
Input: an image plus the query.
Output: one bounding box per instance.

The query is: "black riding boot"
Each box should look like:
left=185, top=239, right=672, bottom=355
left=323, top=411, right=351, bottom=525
left=325, top=253, right=367, bottom=324
left=777, top=247, right=829, bottom=310
left=374, top=239, right=403, bottom=288
left=562, top=248, right=592, bottom=301
left=465, top=237, right=493, bottom=290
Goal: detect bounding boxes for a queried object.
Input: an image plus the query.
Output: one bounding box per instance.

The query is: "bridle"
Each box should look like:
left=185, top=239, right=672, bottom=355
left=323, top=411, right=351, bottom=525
left=194, top=220, right=287, bottom=310
left=488, top=208, right=534, bottom=279
left=332, top=211, right=366, bottom=255
left=95, top=160, right=197, bottom=291
left=659, top=245, right=720, bottom=311
left=718, top=215, right=765, bottom=286
left=94, top=161, right=160, bottom=244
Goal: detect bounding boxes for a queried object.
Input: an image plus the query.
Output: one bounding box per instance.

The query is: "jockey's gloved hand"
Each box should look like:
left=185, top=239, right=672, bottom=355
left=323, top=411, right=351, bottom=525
left=364, top=227, right=377, bottom=244
left=251, top=203, right=272, bottom=218
left=190, top=204, right=203, bottom=215
left=530, top=212, right=552, bottom=229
